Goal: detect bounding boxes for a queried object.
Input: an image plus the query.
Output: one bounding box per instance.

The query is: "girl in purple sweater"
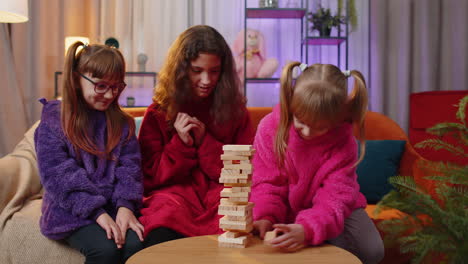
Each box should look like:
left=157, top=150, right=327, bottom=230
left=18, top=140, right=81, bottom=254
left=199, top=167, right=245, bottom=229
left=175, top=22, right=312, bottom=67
left=251, top=62, right=384, bottom=264
left=35, top=42, right=144, bottom=264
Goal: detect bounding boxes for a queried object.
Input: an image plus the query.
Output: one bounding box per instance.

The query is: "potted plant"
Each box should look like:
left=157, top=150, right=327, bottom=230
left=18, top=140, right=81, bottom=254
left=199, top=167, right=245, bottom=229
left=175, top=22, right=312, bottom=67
left=308, top=5, right=344, bottom=36
left=308, top=0, right=358, bottom=37
left=375, top=95, right=468, bottom=263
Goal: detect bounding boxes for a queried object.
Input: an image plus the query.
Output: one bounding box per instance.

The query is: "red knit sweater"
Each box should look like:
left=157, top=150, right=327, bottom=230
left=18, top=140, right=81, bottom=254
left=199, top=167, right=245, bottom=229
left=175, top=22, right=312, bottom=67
left=138, top=102, right=254, bottom=237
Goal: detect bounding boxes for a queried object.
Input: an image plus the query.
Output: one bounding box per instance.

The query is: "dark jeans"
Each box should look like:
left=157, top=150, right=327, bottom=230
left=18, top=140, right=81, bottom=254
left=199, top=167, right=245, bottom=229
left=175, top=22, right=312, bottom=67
left=327, top=208, right=385, bottom=264
left=144, top=227, right=185, bottom=248
left=65, top=223, right=144, bottom=264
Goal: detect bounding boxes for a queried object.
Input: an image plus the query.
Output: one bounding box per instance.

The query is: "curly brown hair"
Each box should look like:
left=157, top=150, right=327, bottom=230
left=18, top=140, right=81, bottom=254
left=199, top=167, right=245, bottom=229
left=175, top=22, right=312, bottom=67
left=154, top=25, right=246, bottom=125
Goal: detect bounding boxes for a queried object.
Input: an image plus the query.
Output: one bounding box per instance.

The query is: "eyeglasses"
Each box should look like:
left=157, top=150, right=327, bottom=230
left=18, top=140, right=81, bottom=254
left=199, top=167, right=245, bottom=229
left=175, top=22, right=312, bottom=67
left=79, top=73, right=126, bottom=94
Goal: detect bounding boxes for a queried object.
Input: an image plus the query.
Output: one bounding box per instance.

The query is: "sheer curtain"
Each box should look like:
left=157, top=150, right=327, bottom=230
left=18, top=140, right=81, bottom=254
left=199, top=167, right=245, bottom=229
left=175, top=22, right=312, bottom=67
left=370, top=0, right=468, bottom=131
left=0, top=0, right=99, bottom=156
left=0, top=24, right=29, bottom=157
left=99, top=0, right=369, bottom=107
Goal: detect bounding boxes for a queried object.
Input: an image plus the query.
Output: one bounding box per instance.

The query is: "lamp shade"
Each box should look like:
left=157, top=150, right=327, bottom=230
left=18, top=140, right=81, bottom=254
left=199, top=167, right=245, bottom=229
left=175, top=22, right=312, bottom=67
left=0, top=0, right=28, bottom=23
left=65, top=36, right=90, bottom=55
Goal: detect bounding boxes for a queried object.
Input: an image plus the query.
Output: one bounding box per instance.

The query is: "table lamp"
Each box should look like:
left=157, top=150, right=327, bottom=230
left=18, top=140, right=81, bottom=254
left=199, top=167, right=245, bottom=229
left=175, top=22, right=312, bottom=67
left=0, top=0, right=28, bottom=23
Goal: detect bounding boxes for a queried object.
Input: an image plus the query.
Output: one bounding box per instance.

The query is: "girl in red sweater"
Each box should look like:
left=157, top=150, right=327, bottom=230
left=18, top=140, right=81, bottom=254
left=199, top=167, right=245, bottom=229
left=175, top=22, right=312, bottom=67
left=138, top=25, right=254, bottom=247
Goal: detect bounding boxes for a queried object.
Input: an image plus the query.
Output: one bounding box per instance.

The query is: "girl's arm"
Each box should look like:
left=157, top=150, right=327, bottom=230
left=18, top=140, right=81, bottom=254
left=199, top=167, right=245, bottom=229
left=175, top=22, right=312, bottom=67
left=112, top=129, right=143, bottom=213
left=34, top=123, right=107, bottom=219
left=197, top=109, right=255, bottom=181
left=295, top=136, right=361, bottom=246
left=138, top=107, right=198, bottom=193
left=250, top=117, right=288, bottom=224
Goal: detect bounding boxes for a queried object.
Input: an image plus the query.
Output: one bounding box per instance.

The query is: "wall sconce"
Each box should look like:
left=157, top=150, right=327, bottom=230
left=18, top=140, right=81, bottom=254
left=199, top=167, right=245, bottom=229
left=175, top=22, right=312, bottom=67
left=0, top=0, right=29, bottom=23
left=65, top=36, right=90, bottom=54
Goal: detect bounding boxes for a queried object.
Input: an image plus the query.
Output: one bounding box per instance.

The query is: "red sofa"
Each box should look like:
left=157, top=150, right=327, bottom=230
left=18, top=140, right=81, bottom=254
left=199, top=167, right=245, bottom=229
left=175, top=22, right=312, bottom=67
left=409, top=90, right=468, bottom=165
left=125, top=106, right=428, bottom=264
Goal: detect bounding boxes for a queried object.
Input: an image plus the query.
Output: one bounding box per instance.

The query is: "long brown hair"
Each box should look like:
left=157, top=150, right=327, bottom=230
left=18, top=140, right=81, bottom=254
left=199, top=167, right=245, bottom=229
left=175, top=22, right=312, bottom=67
left=275, top=62, right=368, bottom=167
left=154, top=25, right=245, bottom=125
left=61, top=41, right=135, bottom=159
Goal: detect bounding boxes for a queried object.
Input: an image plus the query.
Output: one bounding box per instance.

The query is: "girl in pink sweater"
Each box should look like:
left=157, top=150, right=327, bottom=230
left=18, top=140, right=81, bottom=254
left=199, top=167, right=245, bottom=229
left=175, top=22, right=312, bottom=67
left=251, top=62, right=384, bottom=264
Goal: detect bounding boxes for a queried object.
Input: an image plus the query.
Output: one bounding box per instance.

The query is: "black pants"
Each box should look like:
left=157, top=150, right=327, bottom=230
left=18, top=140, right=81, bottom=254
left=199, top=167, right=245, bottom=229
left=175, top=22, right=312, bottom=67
left=144, top=227, right=185, bottom=248
left=65, top=223, right=144, bottom=264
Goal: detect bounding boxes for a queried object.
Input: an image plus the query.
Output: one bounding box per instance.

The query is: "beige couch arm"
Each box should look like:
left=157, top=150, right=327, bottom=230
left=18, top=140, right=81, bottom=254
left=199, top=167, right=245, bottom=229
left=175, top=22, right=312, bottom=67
left=0, top=122, right=42, bottom=230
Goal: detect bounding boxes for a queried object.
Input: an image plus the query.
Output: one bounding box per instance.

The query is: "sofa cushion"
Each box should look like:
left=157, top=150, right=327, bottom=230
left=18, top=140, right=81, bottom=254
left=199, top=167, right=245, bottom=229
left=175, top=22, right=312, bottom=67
left=357, top=140, right=406, bottom=204
left=0, top=199, right=83, bottom=264
left=135, top=116, right=143, bottom=136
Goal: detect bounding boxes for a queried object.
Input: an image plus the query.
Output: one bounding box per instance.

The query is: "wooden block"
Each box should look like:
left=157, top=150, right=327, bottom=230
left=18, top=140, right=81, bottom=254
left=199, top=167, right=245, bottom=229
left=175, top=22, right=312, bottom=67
left=231, top=186, right=251, bottom=193
left=219, top=177, right=251, bottom=184
left=220, top=216, right=252, bottom=226
left=220, top=154, right=250, bottom=161
left=226, top=214, right=252, bottom=221
left=264, top=230, right=279, bottom=243
left=224, top=181, right=252, bottom=187
left=224, top=150, right=255, bottom=156
left=240, top=160, right=251, bottom=164
left=221, top=222, right=254, bottom=233
left=242, top=169, right=252, bottom=174
left=224, top=231, right=244, bottom=238
left=223, top=160, right=239, bottom=166
left=221, top=168, right=242, bottom=176
left=220, top=198, right=237, bottom=206
left=220, top=168, right=251, bottom=178
left=218, top=232, right=248, bottom=245
left=228, top=197, right=249, bottom=203
left=220, top=188, right=250, bottom=198
left=218, top=202, right=254, bottom=216
left=224, top=163, right=252, bottom=170
left=222, top=145, right=253, bottom=151
left=218, top=241, right=246, bottom=248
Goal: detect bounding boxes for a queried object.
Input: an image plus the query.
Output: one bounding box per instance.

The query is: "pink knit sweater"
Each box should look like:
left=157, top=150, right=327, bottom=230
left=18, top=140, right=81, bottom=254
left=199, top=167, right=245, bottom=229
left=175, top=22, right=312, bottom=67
left=250, top=105, right=367, bottom=245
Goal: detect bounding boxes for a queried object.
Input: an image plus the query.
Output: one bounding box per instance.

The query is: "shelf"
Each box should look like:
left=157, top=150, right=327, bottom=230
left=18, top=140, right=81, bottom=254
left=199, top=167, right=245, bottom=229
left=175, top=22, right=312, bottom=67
left=304, top=37, right=347, bottom=46
left=246, top=78, right=280, bottom=83
left=246, top=8, right=306, bottom=19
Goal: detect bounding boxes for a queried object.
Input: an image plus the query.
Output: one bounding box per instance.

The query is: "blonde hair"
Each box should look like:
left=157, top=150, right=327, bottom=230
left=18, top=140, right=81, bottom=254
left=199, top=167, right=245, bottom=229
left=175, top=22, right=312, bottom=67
left=275, top=62, right=368, bottom=167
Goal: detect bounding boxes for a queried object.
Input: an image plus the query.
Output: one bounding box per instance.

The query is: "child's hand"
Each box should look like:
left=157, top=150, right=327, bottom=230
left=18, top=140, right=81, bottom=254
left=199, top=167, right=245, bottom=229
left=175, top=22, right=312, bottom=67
left=269, top=224, right=306, bottom=252
left=174, top=112, right=195, bottom=146
left=253, top=219, right=273, bottom=239
left=189, top=117, right=205, bottom=146
left=96, top=213, right=123, bottom=249
left=116, top=207, right=145, bottom=242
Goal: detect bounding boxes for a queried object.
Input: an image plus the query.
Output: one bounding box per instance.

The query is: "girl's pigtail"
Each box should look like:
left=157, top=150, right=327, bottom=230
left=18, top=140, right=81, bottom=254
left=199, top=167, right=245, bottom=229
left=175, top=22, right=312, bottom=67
left=348, top=70, right=369, bottom=164
left=275, top=61, right=301, bottom=167
left=61, top=41, right=86, bottom=148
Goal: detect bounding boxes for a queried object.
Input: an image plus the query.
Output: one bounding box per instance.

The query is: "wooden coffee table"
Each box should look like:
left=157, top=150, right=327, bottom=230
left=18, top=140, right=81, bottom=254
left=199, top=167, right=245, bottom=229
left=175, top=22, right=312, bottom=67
left=127, top=235, right=362, bottom=264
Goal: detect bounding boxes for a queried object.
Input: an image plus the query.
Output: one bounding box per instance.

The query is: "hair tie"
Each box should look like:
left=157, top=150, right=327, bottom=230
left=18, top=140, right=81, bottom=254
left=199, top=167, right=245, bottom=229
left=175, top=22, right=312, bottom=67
left=299, top=63, right=308, bottom=72
left=342, top=70, right=351, bottom=77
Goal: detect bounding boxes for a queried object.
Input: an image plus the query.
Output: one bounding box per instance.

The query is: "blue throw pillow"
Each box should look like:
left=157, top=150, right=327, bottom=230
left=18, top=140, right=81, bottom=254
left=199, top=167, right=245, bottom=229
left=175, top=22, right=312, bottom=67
left=356, top=140, right=406, bottom=204
left=134, top=116, right=143, bottom=136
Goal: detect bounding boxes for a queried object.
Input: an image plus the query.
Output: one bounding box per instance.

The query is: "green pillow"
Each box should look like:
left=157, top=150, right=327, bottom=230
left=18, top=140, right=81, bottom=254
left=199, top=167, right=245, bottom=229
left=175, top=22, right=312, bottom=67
left=356, top=140, right=406, bottom=204
left=135, top=116, right=143, bottom=136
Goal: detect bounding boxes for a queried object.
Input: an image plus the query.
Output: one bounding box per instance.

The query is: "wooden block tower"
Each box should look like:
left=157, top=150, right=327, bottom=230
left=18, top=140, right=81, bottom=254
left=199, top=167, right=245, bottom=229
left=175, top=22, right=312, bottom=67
left=218, top=145, right=255, bottom=248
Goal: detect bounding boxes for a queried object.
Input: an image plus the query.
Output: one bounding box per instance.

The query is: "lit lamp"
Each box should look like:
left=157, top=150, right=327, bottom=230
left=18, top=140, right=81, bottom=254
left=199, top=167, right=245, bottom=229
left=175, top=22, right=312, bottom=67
left=0, top=0, right=29, bottom=23
left=64, top=36, right=90, bottom=54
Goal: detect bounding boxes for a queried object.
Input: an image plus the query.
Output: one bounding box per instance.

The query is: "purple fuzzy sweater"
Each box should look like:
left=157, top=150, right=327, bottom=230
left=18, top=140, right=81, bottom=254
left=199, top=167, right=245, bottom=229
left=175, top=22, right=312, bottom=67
left=34, top=100, right=143, bottom=240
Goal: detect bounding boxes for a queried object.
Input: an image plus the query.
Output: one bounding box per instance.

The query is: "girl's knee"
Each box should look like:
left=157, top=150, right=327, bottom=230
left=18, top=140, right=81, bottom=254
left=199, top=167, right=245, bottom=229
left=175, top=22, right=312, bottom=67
left=86, top=243, right=121, bottom=264
left=359, top=240, right=384, bottom=264
left=123, top=231, right=145, bottom=261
